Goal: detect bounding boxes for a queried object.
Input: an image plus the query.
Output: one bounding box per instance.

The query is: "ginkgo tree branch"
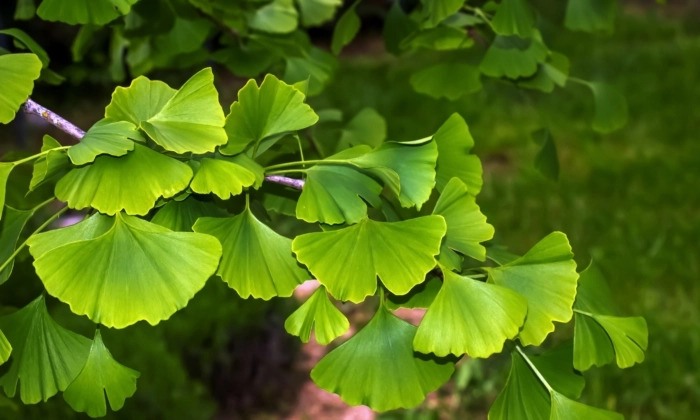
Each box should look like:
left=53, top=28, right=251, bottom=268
left=20, top=98, right=305, bottom=190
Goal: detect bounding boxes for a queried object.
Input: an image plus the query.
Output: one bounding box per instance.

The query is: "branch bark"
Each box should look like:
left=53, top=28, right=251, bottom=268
left=21, top=98, right=305, bottom=190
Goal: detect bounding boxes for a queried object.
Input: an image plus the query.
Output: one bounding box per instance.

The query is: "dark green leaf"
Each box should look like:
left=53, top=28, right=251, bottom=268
left=489, top=350, right=550, bottom=420
left=386, top=276, right=442, bottom=310
left=550, top=391, right=623, bottom=420
left=419, top=0, right=464, bottom=27
left=411, top=63, right=482, bottom=100
left=587, top=82, right=628, bottom=133
left=331, top=1, right=361, bottom=55
left=0, top=206, right=34, bottom=284
left=565, top=0, right=616, bottom=33
left=339, top=108, right=386, bottom=149
left=480, top=35, right=547, bottom=79
left=151, top=196, right=227, bottom=232
left=491, top=0, right=536, bottom=37
left=30, top=135, right=70, bottom=191
left=532, top=129, right=559, bottom=180
left=283, top=47, right=337, bottom=96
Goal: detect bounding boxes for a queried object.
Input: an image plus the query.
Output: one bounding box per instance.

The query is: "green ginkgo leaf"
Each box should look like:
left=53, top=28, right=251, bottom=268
left=0, top=295, right=91, bottom=404
left=29, top=135, right=70, bottom=192
left=386, top=276, right=442, bottom=310
left=414, top=270, right=527, bottom=358
left=67, top=119, right=143, bottom=165
left=573, top=262, right=620, bottom=315
left=284, top=286, right=349, bottom=344
left=339, top=107, right=386, bottom=149
left=248, top=0, right=298, bottom=34
left=518, top=51, right=570, bottom=93
left=37, top=0, right=137, bottom=25
left=331, top=1, right=360, bottom=55
left=491, top=0, right=536, bottom=37
left=489, top=350, right=550, bottom=420
left=550, top=391, right=623, bottom=420
left=402, top=26, right=474, bottom=51
left=141, top=68, right=227, bottom=154
left=104, top=76, right=176, bottom=126
left=296, top=164, right=383, bottom=225
left=480, top=35, right=547, bottom=79
left=56, top=144, right=193, bottom=215
left=193, top=208, right=308, bottom=299
left=221, top=74, right=319, bottom=155
left=0, top=164, right=14, bottom=221
left=190, top=156, right=261, bottom=199
left=433, top=178, right=494, bottom=262
left=587, top=82, right=628, bottom=133
left=350, top=139, right=438, bottom=209
left=420, top=0, right=464, bottom=27
left=410, top=63, right=482, bottom=101
left=28, top=213, right=222, bottom=328
left=63, top=330, right=139, bottom=418
left=434, top=113, right=483, bottom=195
left=488, top=232, right=579, bottom=346
left=529, top=341, right=585, bottom=399
left=0, top=330, right=10, bottom=365
left=311, top=305, right=455, bottom=411
left=283, top=47, right=337, bottom=96
left=0, top=53, right=42, bottom=124
left=0, top=207, right=34, bottom=284
left=565, top=0, right=616, bottom=33
left=151, top=196, right=227, bottom=232
left=298, top=0, right=342, bottom=26
left=293, top=216, right=445, bottom=302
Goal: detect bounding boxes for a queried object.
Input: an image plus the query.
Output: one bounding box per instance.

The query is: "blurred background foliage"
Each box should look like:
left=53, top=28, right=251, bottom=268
left=0, top=1, right=698, bottom=419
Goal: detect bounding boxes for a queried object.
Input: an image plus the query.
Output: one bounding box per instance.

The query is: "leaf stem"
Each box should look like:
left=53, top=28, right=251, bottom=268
left=567, top=76, right=590, bottom=87
left=264, top=159, right=350, bottom=171
left=265, top=169, right=308, bottom=176
left=515, top=345, right=553, bottom=393
left=0, top=204, right=68, bottom=274
left=572, top=308, right=593, bottom=317
left=9, top=146, right=70, bottom=166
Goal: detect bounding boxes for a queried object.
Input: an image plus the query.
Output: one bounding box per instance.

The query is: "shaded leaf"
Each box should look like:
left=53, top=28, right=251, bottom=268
left=56, top=144, right=193, bottom=216
left=293, top=216, right=445, bottom=302
left=63, top=330, right=139, bottom=418
left=414, top=270, right=527, bottom=358
left=519, top=51, right=570, bottom=93
left=0, top=164, right=14, bottom=221
left=565, top=0, right=616, bottom=33
left=0, top=53, right=42, bottom=124
left=37, top=0, right=136, bottom=25
left=532, top=129, right=559, bottom=180
left=411, top=63, right=481, bottom=101
left=28, top=213, right=222, bottom=328
left=339, top=108, right=386, bottom=149
left=491, top=0, right=536, bottom=37
left=67, top=119, right=142, bottom=165
left=383, top=1, right=419, bottom=54
left=331, top=1, right=361, bottom=55
left=193, top=208, right=308, bottom=299
left=283, top=47, right=337, bottom=96
left=420, top=0, right=463, bottom=27
left=480, top=35, right=547, bottom=79
left=311, top=305, right=455, bottom=411
left=0, top=295, right=91, bottom=404
left=0, top=206, right=34, bottom=284
left=151, top=196, right=227, bottom=232
left=403, top=26, right=474, bottom=51
left=190, top=156, right=260, bottom=199
left=386, top=276, right=442, bottom=310
left=248, top=0, right=298, bottom=34
left=284, top=286, right=349, bottom=344
left=489, top=350, right=550, bottom=420
left=587, top=82, right=628, bottom=133
left=573, top=261, right=620, bottom=316
left=434, top=113, right=483, bottom=195
left=105, top=76, right=176, bottom=126
left=529, top=341, right=585, bottom=399
left=488, top=232, right=579, bottom=346
left=550, top=391, right=623, bottom=420
left=0, top=330, right=10, bottom=365
left=29, top=135, right=70, bottom=191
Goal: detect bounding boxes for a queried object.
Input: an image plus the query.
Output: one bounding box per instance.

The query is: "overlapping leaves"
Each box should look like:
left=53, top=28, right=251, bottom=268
left=284, top=285, right=349, bottom=345
left=0, top=53, right=42, bottom=124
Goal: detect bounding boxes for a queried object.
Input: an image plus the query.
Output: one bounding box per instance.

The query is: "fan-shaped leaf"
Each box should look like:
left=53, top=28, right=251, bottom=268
left=0, top=330, right=10, bottom=365
left=37, top=0, right=136, bottom=25
left=489, top=350, right=550, bottom=420
left=284, top=286, right=349, bottom=344
left=193, top=208, right=308, bottom=299
left=434, top=113, right=483, bottom=194
left=0, top=207, right=34, bottom=284
left=339, top=108, right=386, bottom=149
left=420, top=0, right=463, bottom=27
left=28, top=213, right=222, bottom=328
left=565, top=0, right=616, bottom=33
left=519, top=51, right=570, bottom=93
left=587, top=82, right=627, bottom=133
left=402, top=26, right=474, bottom=51
left=311, top=305, right=455, bottom=411
left=433, top=178, right=493, bottom=262
left=29, top=135, right=70, bottom=192
left=530, top=341, right=585, bottom=399
left=248, top=0, right=298, bottom=34
left=55, top=144, right=193, bottom=216
left=283, top=47, right=337, bottom=96
left=141, top=68, right=227, bottom=154
left=410, top=63, right=482, bottom=101
left=331, top=1, right=361, bottom=55
left=550, top=391, right=623, bottom=420
left=63, top=330, right=139, bottom=418
left=104, top=76, right=176, bottom=126
left=480, top=35, right=547, bottom=79
left=67, top=119, right=142, bottom=165
left=491, top=0, right=536, bottom=37
left=151, top=196, right=227, bottom=232
left=0, top=53, right=42, bottom=124
left=293, top=216, right=445, bottom=302
left=414, top=270, right=527, bottom=358
left=573, top=262, right=620, bottom=315
left=298, top=0, right=342, bottom=26
left=190, top=156, right=261, bottom=199
left=488, top=232, right=579, bottom=346
left=0, top=295, right=91, bottom=404
left=220, top=74, right=319, bottom=155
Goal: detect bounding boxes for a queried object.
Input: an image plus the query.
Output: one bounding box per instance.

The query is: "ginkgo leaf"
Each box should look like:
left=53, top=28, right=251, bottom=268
left=283, top=47, right=337, bottom=96
left=298, top=0, right=341, bottom=26
left=67, top=119, right=143, bottom=165
left=414, top=270, right=527, bottom=358
left=220, top=74, right=319, bottom=155
left=420, top=0, right=464, bottom=27
left=573, top=262, right=620, bottom=316
left=518, top=51, right=570, bottom=93
left=248, top=0, right=298, bottom=34
left=531, top=129, right=559, bottom=180
left=350, top=139, right=438, bottom=209
left=25, top=212, right=113, bottom=258
left=529, top=341, right=585, bottom=400
left=284, top=286, right=349, bottom=344
left=0, top=330, right=10, bottom=365
left=480, top=35, right=547, bottom=79
left=550, top=391, right=623, bottom=420
left=189, top=156, right=260, bottom=199
left=565, top=0, right=616, bottom=33
left=587, top=82, right=628, bottom=133
left=489, top=350, right=551, bottom=420
left=488, top=232, right=579, bottom=346
left=339, top=108, right=386, bottom=149
left=37, top=0, right=136, bottom=25
left=28, top=213, right=222, bottom=328
left=296, top=164, right=383, bottom=225
left=402, top=26, right=474, bottom=51
left=104, top=76, right=176, bottom=126
left=193, top=208, right=308, bottom=299
left=151, top=196, right=227, bottom=232
left=0, top=295, right=91, bottom=404
left=331, top=1, right=361, bottom=55
left=491, top=0, right=536, bottom=38
left=0, top=53, right=42, bottom=124
left=311, top=305, right=455, bottom=411
left=292, top=216, right=446, bottom=302
left=433, top=113, right=483, bottom=195
left=141, top=68, right=227, bottom=154
left=0, top=164, right=14, bottom=221
left=63, top=330, right=139, bottom=418
left=55, top=144, right=193, bottom=216
left=29, top=135, right=70, bottom=192
left=0, top=207, right=34, bottom=284
left=410, top=63, right=482, bottom=101
left=386, top=276, right=442, bottom=310
left=433, top=178, right=493, bottom=261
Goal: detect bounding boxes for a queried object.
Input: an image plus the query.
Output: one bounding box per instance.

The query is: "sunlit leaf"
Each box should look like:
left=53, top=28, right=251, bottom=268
left=141, top=68, right=227, bottom=154
left=63, top=330, right=139, bottom=418
left=410, top=63, right=482, bottom=100
left=565, top=0, right=616, bottom=33
left=414, top=270, right=526, bottom=358
left=284, top=286, right=349, bottom=344
left=221, top=74, right=318, bottom=155
left=0, top=330, right=10, bottom=365
left=56, top=144, right=193, bottom=216
left=587, top=82, right=628, bottom=133
left=29, top=135, right=70, bottom=192
left=311, top=305, right=455, bottom=411
left=67, top=119, right=142, bottom=165
left=37, top=0, right=137, bottom=25
left=0, top=27, right=65, bottom=84
left=0, top=295, right=91, bottom=404
left=331, top=1, right=361, bottom=55
left=28, top=213, right=222, bottom=328
left=434, top=113, right=483, bottom=195
left=0, top=206, right=34, bottom=284
left=293, top=216, right=445, bottom=302
left=193, top=208, right=308, bottom=299
left=420, top=0, right=463, bottom=27
left=0, top=53, right=42, bottom=124
left=433, top=178, right=494, bottom=262
left=189, top=156, right=260, bottom=199
left=104, top=76, right=176, bottom=126
left=488, top=232, right=579, bottom=346
left=595, top=318, right=647, bottom=369
left=550, top=391, right=623, bottom=420
left=248, top=0, right=298, bottom=34
left=298, top=0, right=341, bottom=26
left=151, top=196, right=226, bottom=232
left=491, top=0, right=536, bottom=37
